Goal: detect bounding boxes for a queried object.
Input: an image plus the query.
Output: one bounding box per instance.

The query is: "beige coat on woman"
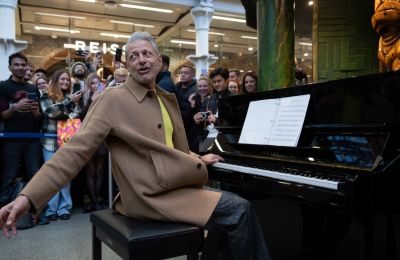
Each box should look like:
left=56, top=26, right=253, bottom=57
left=21, top=76, right=221, bottom=227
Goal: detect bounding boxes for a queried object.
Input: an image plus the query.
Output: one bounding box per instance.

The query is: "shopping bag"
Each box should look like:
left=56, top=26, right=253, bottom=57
left=57, top=118, right=82, bottom=147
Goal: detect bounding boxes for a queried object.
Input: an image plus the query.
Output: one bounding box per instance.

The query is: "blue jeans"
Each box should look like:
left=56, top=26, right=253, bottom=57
left=42, top=148, right=72, bottom=216
left=0, top=140, right=41, bottom=193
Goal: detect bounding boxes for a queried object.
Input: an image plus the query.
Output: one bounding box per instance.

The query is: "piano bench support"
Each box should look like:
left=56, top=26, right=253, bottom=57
left=90, top=209, right=204, bottom=260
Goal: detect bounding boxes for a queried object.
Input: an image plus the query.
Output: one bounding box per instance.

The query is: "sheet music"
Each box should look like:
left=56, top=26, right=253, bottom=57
left=239, top=94, right=310, bottom=147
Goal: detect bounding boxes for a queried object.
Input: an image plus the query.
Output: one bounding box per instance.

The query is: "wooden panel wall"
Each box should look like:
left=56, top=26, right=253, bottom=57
left=314, top=0, right=379, bottom=82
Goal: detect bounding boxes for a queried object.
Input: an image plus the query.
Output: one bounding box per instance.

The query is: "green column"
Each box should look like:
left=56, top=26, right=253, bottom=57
left=257, top=0, right=295, bottom=90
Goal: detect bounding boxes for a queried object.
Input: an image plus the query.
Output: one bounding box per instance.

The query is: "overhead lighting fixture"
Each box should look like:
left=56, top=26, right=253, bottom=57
left=120, top=4, right=173, bottom=13
left=213, top=15, right=246, bottom=23
left=248, top=47, right=254, bottom=51
left=100, top=32, right=131, bottom=39
left=76, top=0, right=96, bottom=2
left=186, top=29, right=225, bottom=36
left=308, top=1, right=314, bottom=6
left=241, top=35, right=257, bottom=40
left=110, top=20, right=154, bottom=28
left=214, top=44, right=219, bottom=47
left=299, top=42, right=312, bottom=46
left=35, top=12, right=86, bottom=20
left=170, top=39, right=196, bottom=45
left=304, top=53, right=309, bottom=57
left=35, top=26, right=80, bottom=34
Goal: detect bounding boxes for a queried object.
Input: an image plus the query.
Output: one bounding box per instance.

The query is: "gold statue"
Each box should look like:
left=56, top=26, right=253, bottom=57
left=371, top=0, right=400, bottom=71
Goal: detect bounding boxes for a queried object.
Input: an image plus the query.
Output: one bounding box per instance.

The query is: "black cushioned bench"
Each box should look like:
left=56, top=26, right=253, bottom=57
left=90, top=209, right=204, bottom=260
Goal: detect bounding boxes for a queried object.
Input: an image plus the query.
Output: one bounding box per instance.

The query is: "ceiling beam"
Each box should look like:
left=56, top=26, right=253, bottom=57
left=149, top=0, right=245, bottom=14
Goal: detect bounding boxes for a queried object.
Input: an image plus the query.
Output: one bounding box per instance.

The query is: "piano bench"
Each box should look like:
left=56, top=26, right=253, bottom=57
left=90, top=209, right=204, bottom=260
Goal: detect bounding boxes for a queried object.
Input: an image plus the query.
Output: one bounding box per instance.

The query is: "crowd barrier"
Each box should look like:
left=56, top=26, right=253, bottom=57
left=0, top=132, right=113, bottom=208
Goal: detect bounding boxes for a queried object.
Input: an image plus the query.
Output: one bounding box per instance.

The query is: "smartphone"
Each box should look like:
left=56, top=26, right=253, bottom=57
left=96, top=82, right=104, bottom=92
left=115, top=48, right=122, bottom=62
left=95, top=51, right=103, bottom=61
left=27, top=93, right=37, bottom=101
left=73, top=83, right=82, bottom=93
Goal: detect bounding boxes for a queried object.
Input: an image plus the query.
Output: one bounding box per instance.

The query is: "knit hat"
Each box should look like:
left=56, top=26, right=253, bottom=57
left=71, top=61, right=87, bottom=78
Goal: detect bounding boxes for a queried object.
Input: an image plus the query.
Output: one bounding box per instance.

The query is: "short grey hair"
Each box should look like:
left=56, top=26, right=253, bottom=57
left=125, top=32, right=159, bottom=55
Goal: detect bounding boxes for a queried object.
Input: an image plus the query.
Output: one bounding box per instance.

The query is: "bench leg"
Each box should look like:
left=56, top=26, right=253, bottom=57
left=92, top=223, right=102, bottom=260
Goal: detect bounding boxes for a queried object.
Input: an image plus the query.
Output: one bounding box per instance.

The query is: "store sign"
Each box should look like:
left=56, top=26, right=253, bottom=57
left=64, top=40, right=126, bottom=55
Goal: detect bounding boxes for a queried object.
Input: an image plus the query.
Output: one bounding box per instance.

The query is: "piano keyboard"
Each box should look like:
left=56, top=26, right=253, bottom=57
left=211, top=162, right=339, bottom=190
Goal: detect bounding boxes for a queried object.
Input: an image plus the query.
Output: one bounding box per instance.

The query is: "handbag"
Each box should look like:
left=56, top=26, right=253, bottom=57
left=57, top=118, right=82, bottom=147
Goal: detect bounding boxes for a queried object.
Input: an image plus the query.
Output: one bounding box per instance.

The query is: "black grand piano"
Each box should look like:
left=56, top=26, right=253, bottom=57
left=207, top=71, right=400, bottom=260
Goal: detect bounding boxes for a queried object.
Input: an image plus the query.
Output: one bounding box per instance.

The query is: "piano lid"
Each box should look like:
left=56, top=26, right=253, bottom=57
left=214, top=71, right=400, bottom=171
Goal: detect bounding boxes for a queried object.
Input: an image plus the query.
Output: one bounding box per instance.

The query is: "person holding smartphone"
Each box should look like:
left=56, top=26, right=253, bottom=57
left=0, top=53, right=41, bottom=208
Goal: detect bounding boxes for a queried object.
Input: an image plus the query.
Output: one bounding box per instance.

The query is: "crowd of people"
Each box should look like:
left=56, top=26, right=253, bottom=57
left=0, top=46, right=259, bottom=227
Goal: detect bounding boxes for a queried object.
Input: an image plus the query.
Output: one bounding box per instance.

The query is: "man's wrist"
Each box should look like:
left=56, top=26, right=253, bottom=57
left=10, top=103, right=17, bottom=111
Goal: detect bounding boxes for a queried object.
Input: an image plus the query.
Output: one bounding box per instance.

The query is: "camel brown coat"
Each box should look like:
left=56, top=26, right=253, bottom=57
left=21, top=75, right=222, bottom=226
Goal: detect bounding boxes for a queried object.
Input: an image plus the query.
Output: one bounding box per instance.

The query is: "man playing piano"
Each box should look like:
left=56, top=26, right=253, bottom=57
left=0, top=32, right=271, bottom=260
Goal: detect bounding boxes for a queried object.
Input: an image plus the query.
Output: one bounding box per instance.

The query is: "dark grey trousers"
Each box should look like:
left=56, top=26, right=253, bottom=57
left=202, top=191, right=272, bottom=260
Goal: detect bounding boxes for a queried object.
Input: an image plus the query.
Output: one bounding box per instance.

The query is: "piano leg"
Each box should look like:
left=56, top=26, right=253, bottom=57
left=300, top=204, right=351, bottom=260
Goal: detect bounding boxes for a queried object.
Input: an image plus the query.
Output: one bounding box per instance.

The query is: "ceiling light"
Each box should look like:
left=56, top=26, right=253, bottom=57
left=248, top=47, right=254, bottom=51
left=186, top=29, right=225, bottom=36
left=64, top=43, right=76, bottom=48
left=299, top=42, right=312, bottom=46
left=214, top=44, right=219, bottom=47
left=170, top=39, right=196, bottom=45
left=35, top=26, right=80, bottom=34
left=35, top=12, right=86, bottom=20
left=120, top=4, right=173, bottom=13
left=304, top=53, right=309, bottom=57
left=110, top=20, right=154, bottom=28
left=76, top=0, right=96, bottom=2
left=213, top=15, right=246, bottom=23
left=241, top=35, right=257, bottom=40
left=308, top=1, right=314, bottom=6
left=100, top=32, right=131, bottom=38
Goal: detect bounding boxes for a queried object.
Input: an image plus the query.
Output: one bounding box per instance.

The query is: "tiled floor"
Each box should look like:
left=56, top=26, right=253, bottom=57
left=0, top=208, right=186, bottom=260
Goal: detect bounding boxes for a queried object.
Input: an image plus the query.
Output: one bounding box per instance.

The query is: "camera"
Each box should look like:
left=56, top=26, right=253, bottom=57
left=200, top=111, right=211, bottom=120
left=76, top=49, right=84, bottom=56
left=76, top=49, right=89, bottom=56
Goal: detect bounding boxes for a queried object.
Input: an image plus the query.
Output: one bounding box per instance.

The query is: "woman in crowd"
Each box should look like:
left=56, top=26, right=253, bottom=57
left=240, top=71, right=258, bottom=94
left=35, top=77, right=49, bottom=96
left=188, top=76, right=217, bottom=153
left=81, top=73, right=107, bottom=212
left=227, top=79, right=240, bottom=95
left=40, top=69, right=82, bottom=221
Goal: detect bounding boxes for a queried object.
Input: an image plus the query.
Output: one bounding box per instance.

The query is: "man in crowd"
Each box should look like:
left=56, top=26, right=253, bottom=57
left=24, top=62, right=34, bottom=84
left=33, top=68, right=47, bottom=81
left=71, top=61, right=88, bottom=89
left=156, top=54, right=176, bottom=93
left=210, top=67, right=231, bottom=99
left=0, top=53, right=41, bottom=206
left=229, top=69, right=240, bottom=82
left=0, top=32, right=270, bottom=260
left=175, top=64, right=197, bottom=136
